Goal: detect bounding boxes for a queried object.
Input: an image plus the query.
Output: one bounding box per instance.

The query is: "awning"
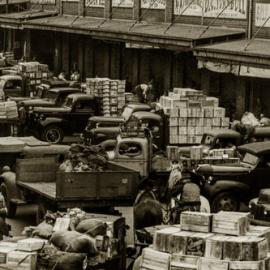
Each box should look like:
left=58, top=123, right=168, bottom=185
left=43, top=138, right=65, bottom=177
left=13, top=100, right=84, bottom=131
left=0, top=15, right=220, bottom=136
left=194, top=39, right=270, bottom=78
left=0, top=0, right=29, bottom=6
left=23, top=15, right=245, bottom=50
left=0, top=9, right=58, bottom=29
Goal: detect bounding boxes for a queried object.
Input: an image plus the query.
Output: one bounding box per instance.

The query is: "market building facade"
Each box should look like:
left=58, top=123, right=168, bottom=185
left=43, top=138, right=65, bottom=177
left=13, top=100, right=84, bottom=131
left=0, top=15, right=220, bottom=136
left=0, top=0, right=263, bottom=118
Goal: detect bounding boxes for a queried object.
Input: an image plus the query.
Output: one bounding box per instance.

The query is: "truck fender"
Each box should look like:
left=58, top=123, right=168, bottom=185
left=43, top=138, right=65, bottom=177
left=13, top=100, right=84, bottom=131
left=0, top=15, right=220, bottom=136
left=0, top=172, right=23, bottom=202
left=40, top=117, right=65, bottom=127
left=203, top=180, right=250, bottom=202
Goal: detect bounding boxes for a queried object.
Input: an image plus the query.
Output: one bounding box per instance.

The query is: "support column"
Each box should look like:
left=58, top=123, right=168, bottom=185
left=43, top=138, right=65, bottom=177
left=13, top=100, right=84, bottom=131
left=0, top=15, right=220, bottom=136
left=172, top=53, right=184, bottom=88
left=62, top=33, right=70, bottom=75
left=84, top=38, right=94, bottom=77
left=235, top=78, right=246, bottom=119
left=78, top=0, right=85, bottom=16
left=110, top=44, right=121, bottom=79
left=201, top=69, right=210, bottom=95
left=133, top=0, right=141, bottom=20
left=53, top=35, right=61, bottom=75
left=23, top=29, right=31, bottom=61
left=165, top=0, right=173, bottom=23
left=104, top=0, right=112, bottom=19
left=78, top=37, right=84, bottom=79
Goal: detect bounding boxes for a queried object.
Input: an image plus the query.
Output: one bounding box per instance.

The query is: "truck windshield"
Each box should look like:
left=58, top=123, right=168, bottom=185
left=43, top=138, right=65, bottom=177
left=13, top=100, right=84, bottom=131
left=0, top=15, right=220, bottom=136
left=45, top=91, right=57, bottom=102
left=122, top=107, right=133, bottom=121
left=63, top=97, right=73, bottom=108
left=201, top=135, right=215, bottom=146
left=242, top=152, right=259, bottom=166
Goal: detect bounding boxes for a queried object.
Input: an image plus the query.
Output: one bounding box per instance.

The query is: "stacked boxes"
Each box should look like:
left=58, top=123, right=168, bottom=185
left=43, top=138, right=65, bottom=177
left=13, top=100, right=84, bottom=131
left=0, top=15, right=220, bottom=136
left=141, top=211, right=270, bottom=270
left=85, top=78, right=126, bottom=116
left=159, top=88, right=230, bottom=145
left=18, top=62, right=49, bottom=85
left=0, top=101, right=18, bottom=119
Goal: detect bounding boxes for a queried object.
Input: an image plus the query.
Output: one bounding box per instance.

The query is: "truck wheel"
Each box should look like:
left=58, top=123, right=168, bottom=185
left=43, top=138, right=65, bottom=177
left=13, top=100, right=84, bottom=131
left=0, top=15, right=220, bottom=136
left=36, top=202, right=47, bottom=225
left=211, top=192, right=240, bottom=212
left=0, top=183, right=17, bottom=218
left=41, top=125, right=64, bottom=144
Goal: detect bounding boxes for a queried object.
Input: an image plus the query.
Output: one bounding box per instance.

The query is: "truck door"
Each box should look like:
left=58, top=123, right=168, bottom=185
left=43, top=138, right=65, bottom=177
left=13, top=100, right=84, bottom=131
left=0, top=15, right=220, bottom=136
left=70, top=99, right=96, bottom=133
left=4, top=79, right=23, bottom=98
left=113, top=140, right=148, bottom=177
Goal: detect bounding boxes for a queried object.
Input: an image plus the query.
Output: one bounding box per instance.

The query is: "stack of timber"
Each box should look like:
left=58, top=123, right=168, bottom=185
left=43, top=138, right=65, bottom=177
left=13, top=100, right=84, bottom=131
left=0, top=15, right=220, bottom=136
left=139, top=211, right=270, bottom=270
left=158, top=88, right=230, bottom=145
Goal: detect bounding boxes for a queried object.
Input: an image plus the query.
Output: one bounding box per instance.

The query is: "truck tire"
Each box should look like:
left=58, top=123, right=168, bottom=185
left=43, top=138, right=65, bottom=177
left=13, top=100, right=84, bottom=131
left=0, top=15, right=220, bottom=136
left=211, top=191, right=240, bottom=213
left=41, top=125, right=64, bottom=144
left=0, top=183, right=17, bottom=218
left=36, top=201, right=48, bottom=225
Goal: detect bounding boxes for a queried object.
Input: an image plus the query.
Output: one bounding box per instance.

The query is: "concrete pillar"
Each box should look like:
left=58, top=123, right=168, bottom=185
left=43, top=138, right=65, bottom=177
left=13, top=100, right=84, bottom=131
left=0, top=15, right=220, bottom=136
left=104, top=0, right=112, bottom=19
left=84, top=38, right=94, bottom=77
left=23, top=29, right=31, bottom=61
left=110, top=44, right=121, bottom=79
left=78, top=0, right=85, bottom=16
left=235, top=77, right=246, bottom=119
left=172, top=53, right=184, bottom=88
left=78, top=37, right=84, bottom=79
left=165, top=0, right=173, bottom=23
left=133, top=0, right=141, bottom=20
left=201, top=69, right=210, bottom=95
left=53, top=34, right=61, bottom=75
left=62, top=33, right=70, bottom=75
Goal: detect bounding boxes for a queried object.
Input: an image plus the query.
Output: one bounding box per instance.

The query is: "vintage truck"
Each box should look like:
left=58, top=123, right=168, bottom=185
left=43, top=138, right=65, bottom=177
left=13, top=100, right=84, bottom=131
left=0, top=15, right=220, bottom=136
left=83, top=103, right=152, bottom=142
left=0, top=136, right=140, bottom=223
left=0, top=136, right=70, bottom=218
left=195, top=141, right=270, bottom=212
left=28, top=93, right=101, bottom=143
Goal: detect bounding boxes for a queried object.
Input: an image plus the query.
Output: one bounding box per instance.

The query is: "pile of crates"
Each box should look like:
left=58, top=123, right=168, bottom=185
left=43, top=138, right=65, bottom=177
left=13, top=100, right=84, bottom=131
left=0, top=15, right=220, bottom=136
left=139, top=211, right=270, bottom=270
left=0, top=101, right=18, bottom=119
left=85, top=78, right=126, bottom=116
left=158, top=88, right=230, bottom=145
left=18, top=62, right=49, bottom=86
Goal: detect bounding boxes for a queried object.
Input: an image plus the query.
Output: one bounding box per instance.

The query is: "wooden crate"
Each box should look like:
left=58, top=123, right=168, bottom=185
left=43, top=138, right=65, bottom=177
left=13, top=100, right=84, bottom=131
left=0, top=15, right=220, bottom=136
left=170, top=254, right=199, bottom=270
left=170, top=117, right=179, bottom=127
left=247, top=225, right=270, bottom=249
left=180, top=212, right=212, bottom=233
left=186, top=233, right=214, bottom=257
left=167, top=146, right=179, bottom=160
left=203, top=107, right=214, bottom=118
left=198, top=257, right=229, bottom=270
left=213, top=107, right=226, bottom=118
left=223, top=236, right=267, bottom=261
left=167, top=231, right=194, bottom=254
left=205, top=235, right=230, bottom=259
left=179, top=109, right=188, bottom=118
left=179, top=127, right=188, bottom=135
left=141, top=247, right=171, bottom=270
left=229, top=260, right=265, bottom=270
left=178, top=118, right=187, bottom=127
left=212, top=212, right=249, bottom=236
left=153, top=227, right=181, bottom=253
left=196, top=118, right=204, bottom=127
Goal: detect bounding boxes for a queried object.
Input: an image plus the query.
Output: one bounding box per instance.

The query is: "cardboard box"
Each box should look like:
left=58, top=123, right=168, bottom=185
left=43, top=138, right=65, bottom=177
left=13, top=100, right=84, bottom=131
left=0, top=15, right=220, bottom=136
left=170, top=254, right=199, bottom=270
left=140, top=247, right=171, bottom=270
left=17, top=238, right=47, bottom=252
left=7, top=250, right=37, bottom=270
left=0, top=245, right=17, bottom=263
left=181, top=211, right=213, bottom=233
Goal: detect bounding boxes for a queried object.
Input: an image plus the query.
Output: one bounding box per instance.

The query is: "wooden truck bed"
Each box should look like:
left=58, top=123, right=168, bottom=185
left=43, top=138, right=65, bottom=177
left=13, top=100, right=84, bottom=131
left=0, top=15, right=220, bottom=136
left=16, top=157, right=141, bottom=208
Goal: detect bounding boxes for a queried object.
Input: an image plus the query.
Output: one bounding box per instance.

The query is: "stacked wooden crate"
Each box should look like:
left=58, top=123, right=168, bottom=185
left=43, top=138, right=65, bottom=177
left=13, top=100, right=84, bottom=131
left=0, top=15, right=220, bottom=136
left=85, top=78, right=126, bottom=116
left=18, top=62, right=49, bottom=85
left=0, top=101, right=18, bottom=119
left=159, top=88, right=230, bottom=145
left=139, top=211, right=270, bottom=270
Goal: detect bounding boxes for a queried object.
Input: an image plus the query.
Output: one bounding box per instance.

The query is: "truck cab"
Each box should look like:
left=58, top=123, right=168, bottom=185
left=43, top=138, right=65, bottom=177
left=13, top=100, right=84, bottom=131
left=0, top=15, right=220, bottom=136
left=0, top=75, right=24, bottom=98
left=0, top=136, right=70, bottom=217
left=29, top=93, right=101, bottom=143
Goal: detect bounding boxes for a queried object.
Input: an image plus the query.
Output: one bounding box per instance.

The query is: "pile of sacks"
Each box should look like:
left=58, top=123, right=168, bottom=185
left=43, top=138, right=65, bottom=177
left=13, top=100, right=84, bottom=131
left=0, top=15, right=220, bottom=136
left=21, top=208, right=119, bottom=270
left=59, top=144, right=109, bottom=172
